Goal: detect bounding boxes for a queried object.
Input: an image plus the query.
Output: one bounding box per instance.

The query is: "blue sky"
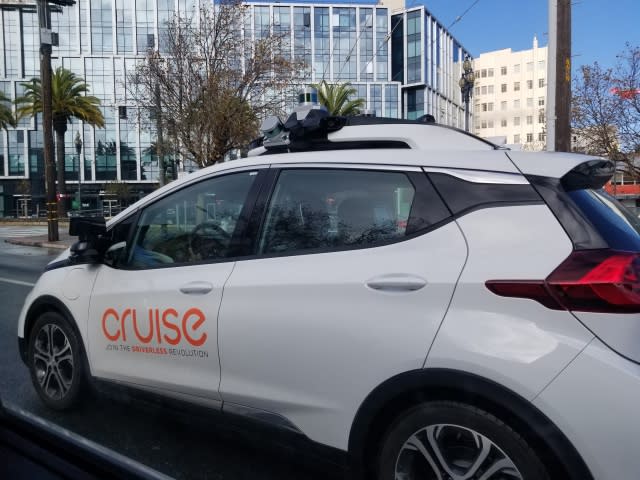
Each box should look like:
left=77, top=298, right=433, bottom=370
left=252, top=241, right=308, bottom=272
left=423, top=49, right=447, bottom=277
left=414, top=0, right=640, bottom=70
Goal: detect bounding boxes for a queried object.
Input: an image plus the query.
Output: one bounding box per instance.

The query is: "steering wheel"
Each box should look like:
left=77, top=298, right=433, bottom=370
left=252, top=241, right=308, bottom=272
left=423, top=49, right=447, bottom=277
left=189, top=221, right=231, bottom=260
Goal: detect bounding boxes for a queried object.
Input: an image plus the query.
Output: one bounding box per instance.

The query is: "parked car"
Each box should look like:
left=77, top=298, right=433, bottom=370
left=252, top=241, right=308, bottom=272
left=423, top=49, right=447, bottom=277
left=17, top=104, right=640, bottom=480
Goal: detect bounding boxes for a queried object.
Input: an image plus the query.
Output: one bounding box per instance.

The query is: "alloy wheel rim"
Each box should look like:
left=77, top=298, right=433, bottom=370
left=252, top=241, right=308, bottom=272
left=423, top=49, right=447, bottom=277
left=395, top=423, right=523, bottom=480
left=33, top=324, right=74, bottom=400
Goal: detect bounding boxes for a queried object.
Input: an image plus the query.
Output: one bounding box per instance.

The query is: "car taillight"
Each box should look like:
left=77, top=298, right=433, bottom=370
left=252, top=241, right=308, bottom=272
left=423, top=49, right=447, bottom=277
left=486, top=250, right=640, bottom=313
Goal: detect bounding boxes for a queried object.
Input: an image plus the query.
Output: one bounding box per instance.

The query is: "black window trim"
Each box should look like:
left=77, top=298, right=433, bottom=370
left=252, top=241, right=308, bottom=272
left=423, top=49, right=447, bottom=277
left=106, top=168, right=270, bottom=271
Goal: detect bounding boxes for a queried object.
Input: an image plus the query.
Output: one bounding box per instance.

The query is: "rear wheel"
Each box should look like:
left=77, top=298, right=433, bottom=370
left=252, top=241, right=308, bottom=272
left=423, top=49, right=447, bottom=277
left=377, top=401, right=549, bottom=480
left=27, top=312, right=87, bottom=410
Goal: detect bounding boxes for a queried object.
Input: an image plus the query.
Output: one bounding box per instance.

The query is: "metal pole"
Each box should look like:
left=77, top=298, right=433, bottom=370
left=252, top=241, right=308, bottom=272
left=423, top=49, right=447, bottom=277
left=77, top=155, right=81, bottom=212
left=37, top=0, right=58, bottom=241
left=465, top=97, right=470, bottom=132
left=546, top=0, right=557, bottom=151
left=555, top=0, right=572, bottom=152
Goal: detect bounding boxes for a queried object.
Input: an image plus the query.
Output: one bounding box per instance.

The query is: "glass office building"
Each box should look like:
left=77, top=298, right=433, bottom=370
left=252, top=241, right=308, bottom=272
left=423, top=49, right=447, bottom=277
left=0, top=0, right=469, bottom=217
left=390, top=4, right=471, bottom=124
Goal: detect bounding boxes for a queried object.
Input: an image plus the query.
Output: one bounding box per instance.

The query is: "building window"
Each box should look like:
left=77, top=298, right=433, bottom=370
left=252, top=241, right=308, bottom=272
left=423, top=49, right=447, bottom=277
left=488, top=102, right=494, bottom=111
left=526, top=97, right=533, bottom=107
left=501, top=101, right=507, bottom=110
left=527, top=80, right=533, bottom=89
left=514, top=117, right=520, bottom=126
left=538, top=78, right=545, bottom=88
left=538, top=132, right=546, bottom=141
left=488, top=68, right=494, bottom=77
left=514, top=99, right=520, bottom=109
left=482, top=103, right=487, bottom=112
left=481, top=86, right=487, bottom=94
left=481, top=120, right=487, bottom=128
left=488, top=85, right=494, bottom=94
left=501, top=118, right=507, bottom=127
left=501, top=83, right=507, bottom=93
left=501, top=66, right=507, bottom=75
left=488, top=120, right=494, bottom=128
left=538, top=112, right=545, bottom=123
left=538, top=96, right=545, bottom=106
left=514, top=134, right=520, bottom=143
left=514, top=64, right=520, bottom=74
left=538, top=60, right=545, bottom=70
left=514, top=81, right=520, bottom=91
left=526, top=115, right=533, bottom=125
left=526, top=62, right=534, bottom=72
left=526, top=133, right=533, bottom=143
left=405, top=10, right=421, bottom=84
left=481, top=69, right=487, bottom=78
left=475, top=86, right=480, bottom=95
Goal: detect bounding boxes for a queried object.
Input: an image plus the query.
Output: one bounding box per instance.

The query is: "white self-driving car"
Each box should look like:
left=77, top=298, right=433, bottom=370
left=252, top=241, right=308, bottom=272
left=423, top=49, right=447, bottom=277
left=17, top=105, right=640, bottom=480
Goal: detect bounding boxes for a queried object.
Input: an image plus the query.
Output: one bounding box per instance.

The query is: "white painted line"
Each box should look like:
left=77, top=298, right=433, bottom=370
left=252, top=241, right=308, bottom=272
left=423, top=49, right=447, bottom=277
left=0, top=276, right=35, bottom=287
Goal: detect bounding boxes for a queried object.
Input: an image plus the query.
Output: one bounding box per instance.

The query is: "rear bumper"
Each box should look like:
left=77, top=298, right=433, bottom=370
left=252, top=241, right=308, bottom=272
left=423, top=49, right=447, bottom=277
left=533, top=338, right=640, bottom=479
left=18, top=336, right=27, bottom=365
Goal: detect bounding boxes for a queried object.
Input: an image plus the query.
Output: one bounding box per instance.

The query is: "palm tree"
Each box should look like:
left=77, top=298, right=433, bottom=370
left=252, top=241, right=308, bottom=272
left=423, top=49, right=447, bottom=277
left=0, top=91, right=16, bottom=130
left=311, top=80, right=365, bottom=116
left=16, top=67, right=104, bottom=216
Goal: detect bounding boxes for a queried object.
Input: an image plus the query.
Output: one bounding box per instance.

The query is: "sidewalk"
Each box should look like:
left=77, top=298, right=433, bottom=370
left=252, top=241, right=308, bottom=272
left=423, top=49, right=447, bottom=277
left=4, top=231, right=75, bottom=251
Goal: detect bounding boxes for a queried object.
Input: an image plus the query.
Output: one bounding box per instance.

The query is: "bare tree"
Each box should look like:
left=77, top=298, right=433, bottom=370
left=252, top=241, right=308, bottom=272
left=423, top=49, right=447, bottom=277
left=572, top=62, right=622, bottom=158
left=128, top=0, right=303, bottom=170
left=614, top=43, right=640, bottom=155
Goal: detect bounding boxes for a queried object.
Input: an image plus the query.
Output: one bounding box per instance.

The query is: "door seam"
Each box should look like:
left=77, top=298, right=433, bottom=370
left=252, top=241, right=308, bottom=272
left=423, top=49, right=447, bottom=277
left=216, top=261, right=237, bottom=402
left=422, top=218, right=469, bottom=368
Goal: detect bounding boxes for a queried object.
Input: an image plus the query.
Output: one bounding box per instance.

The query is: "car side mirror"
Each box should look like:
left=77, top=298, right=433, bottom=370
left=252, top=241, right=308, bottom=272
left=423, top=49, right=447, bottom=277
left=69, top=240, right=101, bottom=264
left=69, top=217, right=108, bottom=265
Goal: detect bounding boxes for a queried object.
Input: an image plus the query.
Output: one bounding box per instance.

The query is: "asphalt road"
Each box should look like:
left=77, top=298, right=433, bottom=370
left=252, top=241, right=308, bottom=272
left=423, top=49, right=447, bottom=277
left=0, top=236, right=344, bottom=480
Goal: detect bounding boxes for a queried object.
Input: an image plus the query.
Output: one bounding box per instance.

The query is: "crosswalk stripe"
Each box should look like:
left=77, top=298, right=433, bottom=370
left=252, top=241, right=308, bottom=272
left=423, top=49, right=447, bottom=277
left=0, top=227, right=49, bottom=238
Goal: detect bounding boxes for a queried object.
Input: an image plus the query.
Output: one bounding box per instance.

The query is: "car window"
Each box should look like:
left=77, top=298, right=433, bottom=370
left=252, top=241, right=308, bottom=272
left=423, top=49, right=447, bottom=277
left=123, top=171, right=257, bottom=269
left=568, top=188, right=640, bottom=251
left=259, top=169, right=416, bottom=254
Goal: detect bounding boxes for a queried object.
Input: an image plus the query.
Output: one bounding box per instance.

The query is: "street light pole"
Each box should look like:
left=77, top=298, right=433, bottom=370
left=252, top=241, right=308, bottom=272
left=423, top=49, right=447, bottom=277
left=459, top=56, right=475, bottom=132
left=74, top=131, right=82, bottom=213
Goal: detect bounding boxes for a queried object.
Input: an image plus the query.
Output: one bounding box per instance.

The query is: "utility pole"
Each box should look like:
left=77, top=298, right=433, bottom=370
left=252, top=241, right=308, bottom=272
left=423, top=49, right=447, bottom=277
left=36, top=0, right=58, bottom=241
left=547, top=0, right=572, bottom=152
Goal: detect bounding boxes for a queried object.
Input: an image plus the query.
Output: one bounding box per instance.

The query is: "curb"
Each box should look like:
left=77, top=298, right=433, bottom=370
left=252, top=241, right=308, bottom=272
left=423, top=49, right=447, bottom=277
left=4, top=238, right=71, bottom=251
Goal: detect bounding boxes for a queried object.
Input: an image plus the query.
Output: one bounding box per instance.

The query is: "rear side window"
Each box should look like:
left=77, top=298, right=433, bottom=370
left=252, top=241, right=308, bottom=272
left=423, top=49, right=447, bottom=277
left=568, top=189, right=640, bottom=251
left=257, top=169, right=448, bottom=255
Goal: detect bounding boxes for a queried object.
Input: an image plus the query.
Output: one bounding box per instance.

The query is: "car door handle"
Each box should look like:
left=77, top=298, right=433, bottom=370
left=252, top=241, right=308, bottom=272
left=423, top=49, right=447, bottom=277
left=366, top=274, right=427, bottom=292
left=179, top=281, right=214, bottom=295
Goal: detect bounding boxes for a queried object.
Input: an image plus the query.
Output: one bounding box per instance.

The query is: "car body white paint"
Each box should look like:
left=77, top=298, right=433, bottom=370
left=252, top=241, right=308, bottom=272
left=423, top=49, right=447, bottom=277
left=426, top=205, right=595, bottom=400
left=219, top=220, right=467, bottom=449
left=533, top=338, right=640, bottom=479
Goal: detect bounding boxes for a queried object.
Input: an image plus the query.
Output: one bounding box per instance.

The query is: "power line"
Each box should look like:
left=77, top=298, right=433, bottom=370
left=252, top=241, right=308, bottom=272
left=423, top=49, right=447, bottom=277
left=448, top=0, right=482, bottom=30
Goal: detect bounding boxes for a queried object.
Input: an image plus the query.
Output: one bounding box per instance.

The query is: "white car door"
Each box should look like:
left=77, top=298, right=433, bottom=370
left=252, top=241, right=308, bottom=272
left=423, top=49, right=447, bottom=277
left=218, top=165, right=467, bottom=448
left=87, top=169, right=262, bottom=402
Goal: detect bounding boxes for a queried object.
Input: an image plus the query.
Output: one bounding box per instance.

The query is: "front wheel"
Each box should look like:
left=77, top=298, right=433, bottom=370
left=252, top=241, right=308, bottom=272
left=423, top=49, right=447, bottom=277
left=377, top=401, right=549, bottom=480
left=27, top=312, right=87, bottom=410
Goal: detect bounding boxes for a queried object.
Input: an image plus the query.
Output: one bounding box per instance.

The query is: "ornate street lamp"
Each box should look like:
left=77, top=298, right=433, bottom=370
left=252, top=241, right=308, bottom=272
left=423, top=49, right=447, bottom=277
left=459, top=55, right=475, bottom=132
left=74, top=131, right=82, bottom=213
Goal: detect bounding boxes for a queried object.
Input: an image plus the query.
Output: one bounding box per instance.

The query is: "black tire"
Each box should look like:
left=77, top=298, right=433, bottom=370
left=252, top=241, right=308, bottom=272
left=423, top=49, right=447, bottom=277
left=27, top=311, right=87, bottom=410
left=377, top=401, right=549, bottom=480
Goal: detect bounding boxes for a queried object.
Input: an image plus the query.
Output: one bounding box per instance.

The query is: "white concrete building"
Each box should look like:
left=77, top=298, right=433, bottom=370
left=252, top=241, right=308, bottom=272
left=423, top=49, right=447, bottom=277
left=472, top=37, right=548, bottom=150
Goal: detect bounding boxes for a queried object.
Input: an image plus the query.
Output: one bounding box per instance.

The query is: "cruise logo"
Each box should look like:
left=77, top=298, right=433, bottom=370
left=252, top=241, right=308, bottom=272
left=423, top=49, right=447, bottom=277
left=101, top=307, right=208, bottom=347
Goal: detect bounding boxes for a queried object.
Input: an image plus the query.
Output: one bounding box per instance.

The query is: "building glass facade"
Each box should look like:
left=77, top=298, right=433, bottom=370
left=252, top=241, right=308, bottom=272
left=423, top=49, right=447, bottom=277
left=0, top=0, right=468, bottom=217
left=390, top=6, right=470, bottom=125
